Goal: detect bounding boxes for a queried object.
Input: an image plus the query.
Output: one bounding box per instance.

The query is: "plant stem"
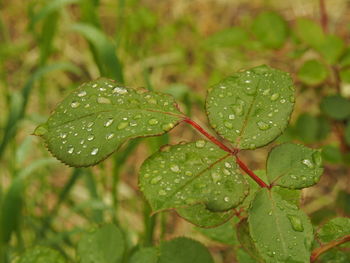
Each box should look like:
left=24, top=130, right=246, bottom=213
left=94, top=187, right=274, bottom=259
left=319, top=0, right=328, bottom=33
left=310, top=235, right=350, bottom=262
left=183, top=118, right=269, bottom=188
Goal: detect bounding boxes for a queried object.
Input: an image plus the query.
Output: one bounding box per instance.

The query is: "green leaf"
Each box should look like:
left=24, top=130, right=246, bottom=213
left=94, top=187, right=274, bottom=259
left=139, top=140, right=248, bottom=213
left=158, top=237, right=214, bottom=263
left=318, top=249, right=350, bottom=263
left=266, top=143, right=323, bottom=189
left=17, top=247, right=66, bottom=263
left=77, top=224, right=125, bottom=263
left=204, top=27, right=248, bottom=48
left=294, top=18, right=325, bottom=48
left=320, top=95, right=350, bottom=120
left=321, top=145, right=343, bottom=164
left=248, top=188, right=314, bottom=263
left=206, top=65, right=294, bottom=150
left=35, top=78, right=183, bottom=167
left=340, top=68, right=350, bottom=83
left=340, top=47, right=350, bottom=67
left=316, top=35, right=345, bottom=64
left=295, top=113, right=330, bottom=143
left=176, top=204, right=234, bottom=227
left=297, top=59, right=328, bottom=86
left=236, top=219, right=264, bottom=262
left=345, top=122, right=350, bottom=146
left=236, top=248, right=260, bottom=263
left=130, top=247, right=158, bottom=263
left=251, top=11, right=288, bottom=49
left=318, top=217, right=350, bottom=243
left=196, top=219, right=238, bottom=245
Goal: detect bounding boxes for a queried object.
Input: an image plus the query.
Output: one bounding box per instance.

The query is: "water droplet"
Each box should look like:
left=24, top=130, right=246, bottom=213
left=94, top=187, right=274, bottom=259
left=312, top=151, right=322, bottom=166
left=211, top=172, right=221, bottom=183
left=68, top=147, right=74, bottom=154
left=228, top=114, right=235, bottom=120
left=117, top=122, right=128, bottom=130
left=185, top=171, right=193, bottom=176
left=60, top=132, right=67, bottom=139
left=151, top=176, right=162, bottom=184
left=87, top=122, right=94, bottom=128
left=225, top=162, right=232, bottom=168
left=91, top=148, right=99, bottom=155
left=104, top=118, right=114, bottom=127
left=159, top=190, right=166, bottom=196
left=195, top=140, right=206, bottom=148
left=263, top=88, right=270, bottom=95
left=222, top=168, right=231, bottom=175
left=70, top=101, right=80, bottom=108
left=270, top=93, right=280, bottom=101
left=162, top=123, right=174, bottom=131
left=34, top=124, right=48, bottom=136
left=170, top=164, right=180, bottom=173
left=224, top=121, right=233, bottom=129
left=112, top=87, right=128, bottom=94
left=302, top=159, right=314, bottom=168
left=257, top=121, right=270, bottom=130
left=148, top=118, right=158, bottom=125
left=97, top=97, right=111, bottom=104
left=77, top=90, right=87, bottom=97
left=224, top=196, right=230, bottom=202
left=287, top=215, right=304, bottom=232
left=106, top=133, right=114, bottom=140
left=87, top=135, right=94, bottom=141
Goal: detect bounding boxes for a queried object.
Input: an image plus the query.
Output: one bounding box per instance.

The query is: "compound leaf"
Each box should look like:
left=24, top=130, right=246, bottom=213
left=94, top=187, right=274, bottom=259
left=17, top=247, right=66, bottom=263
left=266, top=143, right=323, bottom=189
left=34, top=78, right=183, bottom=167
left=248, top=188, right=314, bottom=263
left=206, top=65, right=294, bottom=150
left=77, top=224, right=125, bottom=263
left=139, top=140, right=248, bottom=213
left=318, top=217, right=350, bottom=243
left=252, top=11, right=288, bottom=49
left=158, top=237, right=214, bottom=263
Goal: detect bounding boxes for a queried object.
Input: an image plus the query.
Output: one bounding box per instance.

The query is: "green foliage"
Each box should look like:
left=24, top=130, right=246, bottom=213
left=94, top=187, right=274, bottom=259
left=295, top=113, right=330, bottom=143
left=130, top=247, right=158, bottom=263
left=317, top=35, right=345, bottom=64
left=297, top=59, right=328, bottom=85
left=251, top=11, right=288, bottom=49
left=139, top=140, right=248, bottom=213
left=206, top=65, right=294, bottom=150
left=77, top=224, right=125, bottom=263
left=196, top=220, right=238, bottom=245
left=318, top=217, right=350, bottom=243
left=320, top=95, right=350, bottom=120
left=248, top=188, right=314, bottom=262
left=266, top=143, right=323, bottom=189
left=294, top=18, right=325, bottom=48
left=205, top=27, right=248, bottom=48
left=34, top=78, right=183, bottom=167
left=17, top=247, right=66, bottom=263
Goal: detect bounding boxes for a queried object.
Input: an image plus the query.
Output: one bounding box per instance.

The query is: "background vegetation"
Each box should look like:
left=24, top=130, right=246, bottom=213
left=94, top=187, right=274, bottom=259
left=1, top=0, right=350, bottom=262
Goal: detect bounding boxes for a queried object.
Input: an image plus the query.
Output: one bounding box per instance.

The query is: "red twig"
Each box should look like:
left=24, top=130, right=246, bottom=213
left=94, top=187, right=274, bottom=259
left=319, top=0, right=328, bottom=33
left=183, top=118, right=269, bottom=189
left=311, top=235, right=350, bottom=262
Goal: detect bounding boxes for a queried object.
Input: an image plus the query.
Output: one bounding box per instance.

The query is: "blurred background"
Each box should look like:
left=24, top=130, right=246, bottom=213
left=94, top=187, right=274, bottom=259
left=1, top=0, right=350, bottom=262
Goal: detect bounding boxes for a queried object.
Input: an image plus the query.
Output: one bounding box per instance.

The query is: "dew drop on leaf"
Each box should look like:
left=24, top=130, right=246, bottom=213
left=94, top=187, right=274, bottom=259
left=257, top=121, right=270, bottom=130
left=91, top=148, right=99, bottom=155
left=148, top=118, right=159, bottom=125
left=312, top=151, right=322, bottom=166
left=97, top=97, right=111, bottom=104
left=87, top=135, right=94, bottom=141
left=78, top=90, right=87, bottom=97
left=270, top=93, right=280, bottom=101
left=117, top=122, right=128, bottom=130
left=287, top=215, right=304, bottom=232
left=106, top=133, right=114, bottom=140
left=301, top=159, right=314, bottom=168
left=170, top=164, right=180, bottom=173
left=104, top=118, right=114, bottom=127
left=195, top=140, right=206, bottom=148
left=70, top=101, right=80, bottom=108
left=224, top=121, right=233, bottom=129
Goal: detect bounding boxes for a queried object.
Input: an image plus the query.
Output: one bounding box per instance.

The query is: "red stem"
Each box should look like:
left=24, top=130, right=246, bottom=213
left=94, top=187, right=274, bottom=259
left=183, top=118, right=269, bottom=188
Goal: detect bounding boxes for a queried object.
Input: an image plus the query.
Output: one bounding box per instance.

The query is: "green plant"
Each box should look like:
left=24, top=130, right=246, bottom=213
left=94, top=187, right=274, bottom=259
left=32, top=65, right=350, bottom=262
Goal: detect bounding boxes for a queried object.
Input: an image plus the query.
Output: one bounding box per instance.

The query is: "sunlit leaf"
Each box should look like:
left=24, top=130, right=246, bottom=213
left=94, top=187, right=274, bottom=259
left=206, top=65, right=294, bottom=150
left=139, top=140, right=248, bottom=213
left=34, top=78, right=183, bottom=167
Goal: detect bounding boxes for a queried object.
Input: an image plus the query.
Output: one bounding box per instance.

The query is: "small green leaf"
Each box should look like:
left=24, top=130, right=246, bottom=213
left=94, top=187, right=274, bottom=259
left=321, top=145, right=343, bottom=164
left=318, top=217, right=350, bottom=243
left=204, top=27, right=248, bottom=48
left=35, top=78, right=183, bottom=167
left=195, top=219, right=239, bottom=245
left=320, top=95, right=350, bottom=120
left=77, top=224, right=125, bottom=263
left=251, top=11, right=288, bottom=49
left=294, top=18, right=325, bottom=48
left=176, top=204, right=234, bottom=227
left=248, top=188, right=314, bottom=263
left=158, top=237, right=214, bottom=263
left=297, top=59, right=328, bottom=86
left=206, top=65, right=294, bottom=150
left=295, top=113, right=330, bottom=143
left=316, top=35, right=345, bottom=64
left=17, top=247, right=66, bottom=263
left=140, top=140, right=248, bottom=213
left=130, top=247, right=158, bottom=263
left=266, top=143, right=323, bottom=189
